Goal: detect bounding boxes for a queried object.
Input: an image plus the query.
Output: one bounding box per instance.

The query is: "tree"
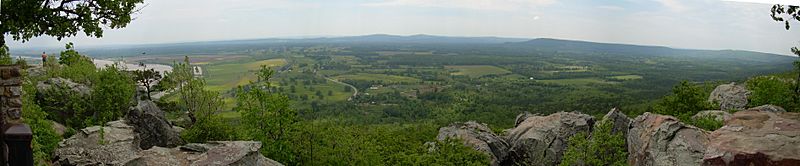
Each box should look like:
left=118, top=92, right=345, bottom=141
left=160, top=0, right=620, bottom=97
left=0, top=45, right=13, bottom=65
left=178, top=78, right=223, bottom=125
left=0, top=0, right=145, bottom=46
left=770, top=4, right=800, bottom=109
left=235, top=65, right=299, bottom=163
left=132, top=68, right=162, bottom=100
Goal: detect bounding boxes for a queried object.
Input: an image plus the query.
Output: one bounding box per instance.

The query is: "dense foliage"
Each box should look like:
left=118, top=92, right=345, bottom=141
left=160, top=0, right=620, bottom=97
left=36, top=44, right=136, bottom=129
left=560, top=119, right=627, bottom=166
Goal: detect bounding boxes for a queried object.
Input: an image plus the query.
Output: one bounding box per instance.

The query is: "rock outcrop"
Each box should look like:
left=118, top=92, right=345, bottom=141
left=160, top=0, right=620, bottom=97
left=627, top=113, right=709, bottom=166
left=702, top=110, right=800, bottom=165
left=54, top=120, right=282, bottom=166
left=127, top=100, right=185, bottom=149
left=36, top=77, right=91, bottom=95
left=748, top=104, right=786, bottom=112
left=692, top=110, right=732, bottom=122
left=128, top=141, right=284, bottom=166
left=437, top=121, right=510, bottom=165
left=603, top=108, right=631, bottom=136
left=505, top=112, right=595, bottom=166
left=54, top=120, right=141, bottom=165
left=708, top=82, right=750, bottom=111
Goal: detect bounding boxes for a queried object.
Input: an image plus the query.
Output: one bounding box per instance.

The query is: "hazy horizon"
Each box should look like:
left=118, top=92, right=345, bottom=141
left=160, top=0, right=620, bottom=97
left=6, top=0, right=800, bottom=56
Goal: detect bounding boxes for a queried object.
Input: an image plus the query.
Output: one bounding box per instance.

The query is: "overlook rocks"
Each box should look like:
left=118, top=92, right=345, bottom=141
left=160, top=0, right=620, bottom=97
left=505, top=112, right=595, bottom=166
left=54, top=120, right=283, bottom=166
left=627, top=113, right=710, bottom=166
left=437, top=106, right=799, bottom=165
left=703, top=110, right=800, bottom=165
left=708, top=82, right=750, bottom=111
left=126, top=100, right=185, bottom=149
left=436, top=121, right=509, bottom=165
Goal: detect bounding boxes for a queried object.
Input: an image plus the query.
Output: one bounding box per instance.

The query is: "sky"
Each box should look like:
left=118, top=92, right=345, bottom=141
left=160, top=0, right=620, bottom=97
left=6, top=0, right=800, bottom=55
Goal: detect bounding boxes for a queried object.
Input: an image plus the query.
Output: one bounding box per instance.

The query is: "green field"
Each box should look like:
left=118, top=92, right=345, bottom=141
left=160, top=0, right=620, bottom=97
left=333, top=73, right=421, bottom=83
left=538, top=78, right=618, bottom=85
left=205, top=58, right=287, bottom=92
left=445, top=65, right=511, bottom=77
left=609, top=75, right=643, bottom=80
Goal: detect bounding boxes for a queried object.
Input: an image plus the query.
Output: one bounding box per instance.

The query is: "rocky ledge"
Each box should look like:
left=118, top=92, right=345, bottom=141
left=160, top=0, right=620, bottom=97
left=437, top=105, right=800, bottom=166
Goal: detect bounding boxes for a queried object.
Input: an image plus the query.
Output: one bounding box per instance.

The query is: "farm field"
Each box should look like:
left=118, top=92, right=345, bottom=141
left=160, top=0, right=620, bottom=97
left=205, top=58, right=287, bottom=92
left=445, top=65, right=511, bottom=77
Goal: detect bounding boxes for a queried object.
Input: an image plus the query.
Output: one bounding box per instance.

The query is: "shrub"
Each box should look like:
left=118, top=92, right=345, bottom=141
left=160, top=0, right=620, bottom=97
left=689, top=116, right=724, bottom=131
left=653, top=81, right=716, bottom=120
left=22, top=76, right=61, bottom=164
left=746, top=76, right=797, bottom=112
left=560, top=119, right=627, bottom=166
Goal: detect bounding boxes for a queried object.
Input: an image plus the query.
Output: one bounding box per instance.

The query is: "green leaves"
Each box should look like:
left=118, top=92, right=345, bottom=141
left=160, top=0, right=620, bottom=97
left=560, top=120, right=627, bottom=166
left=653, top=81, right=715, bottom=121
left=0, top=0, right=145, bottom=45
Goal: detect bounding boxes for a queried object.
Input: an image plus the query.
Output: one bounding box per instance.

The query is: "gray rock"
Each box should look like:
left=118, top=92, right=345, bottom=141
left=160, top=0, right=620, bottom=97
left=437, top=121, right=510, bottom=165
left=36, top=77, right=91, bottom=95
left=128, top=141, right=283, bottom=166
left=692, top=110, right=732, bottom=122
left=708, top=82, right=750, bottom=111
left=627, top=113, right=709, bottom=166
left=55, top=121, right=283, bottom=166
left=127, top=100, right=185, bottom=149
left=603, top=108, right=631, bottom=136
left=703, top=110, right=800, bottom=165
left=747, top=104, right=786, bottom=112
left=51, top=121, right=68, bottom=137
left=514, top=111, right=534, bottom=127
left=505, top=112, right=595, bottom=166
left=54, top=120, right=142, bottom=166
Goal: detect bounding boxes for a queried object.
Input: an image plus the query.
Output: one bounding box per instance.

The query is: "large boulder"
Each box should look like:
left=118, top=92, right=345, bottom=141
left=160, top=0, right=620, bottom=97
left=54, top=120, right=141, bottom=165
left=627, top=113, right=709, bottom=166
left=504, top=112, right=595, bottom=166
left=126, top=100, right=185, bottom=149
left=36, top=77, right=91, bottom=95
left=702, top=110, right=800, bottom=165
left=128, top=141, right=284, bottom=166
left=708, top=82, right=750, bottom=111
left=692, top=110, right=732, bottom=122
left=437, top=121, right=510, bottom=165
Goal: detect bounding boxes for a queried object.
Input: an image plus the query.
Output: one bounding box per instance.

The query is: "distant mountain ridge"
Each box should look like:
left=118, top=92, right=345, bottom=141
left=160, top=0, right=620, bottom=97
left=10, top=34, right=796, bottom=59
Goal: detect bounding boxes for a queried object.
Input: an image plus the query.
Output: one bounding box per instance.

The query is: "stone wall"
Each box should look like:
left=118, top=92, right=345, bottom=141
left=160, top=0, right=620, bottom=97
left=0, top=65, right=22, bottom=127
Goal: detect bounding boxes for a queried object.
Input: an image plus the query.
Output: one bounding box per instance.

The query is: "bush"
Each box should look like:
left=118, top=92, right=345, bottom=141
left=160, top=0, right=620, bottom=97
left=653, top=81, right=716, bottom=120
left=22, top=75, right=61, bottom=164
left=689, top=116, right=724, bottom=131
left=180, top=115, right=237, bottom=143
left=560, top=119, right=627, bottom=166
left=746, top=76, right=798, bottom=112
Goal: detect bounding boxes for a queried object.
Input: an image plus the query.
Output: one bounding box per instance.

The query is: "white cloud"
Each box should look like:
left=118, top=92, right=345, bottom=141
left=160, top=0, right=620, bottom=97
left=654, top=0, right=688, bottom=12
left=597, top=5, right=625, bottom=11
left=362, top=0, right=556, bottom=11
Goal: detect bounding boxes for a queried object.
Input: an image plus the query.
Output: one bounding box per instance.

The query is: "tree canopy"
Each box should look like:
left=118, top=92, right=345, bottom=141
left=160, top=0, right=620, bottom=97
left=0, top=0, right=145, bottom=45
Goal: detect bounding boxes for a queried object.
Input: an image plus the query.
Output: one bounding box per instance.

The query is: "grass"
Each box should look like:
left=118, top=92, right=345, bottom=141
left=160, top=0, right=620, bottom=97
left=538, top=78, right=618, bottom=85
left=205, top=58, right=287, bottom=92
left=333, top=73, right=421, bottom=83
left=445, top=65, right=511, bottom=77
left=609, top=75, right=643, bottom=80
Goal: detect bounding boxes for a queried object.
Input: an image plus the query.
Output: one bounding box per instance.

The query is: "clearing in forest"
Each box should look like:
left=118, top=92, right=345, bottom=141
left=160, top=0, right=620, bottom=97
left=446, top=65, right=511, bottom=77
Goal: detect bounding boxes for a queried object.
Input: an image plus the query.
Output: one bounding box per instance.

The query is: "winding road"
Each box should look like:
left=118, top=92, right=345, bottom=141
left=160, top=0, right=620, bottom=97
left=320, top=75, right=358, bottom=101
